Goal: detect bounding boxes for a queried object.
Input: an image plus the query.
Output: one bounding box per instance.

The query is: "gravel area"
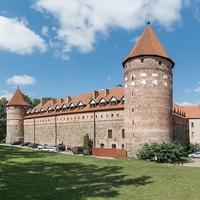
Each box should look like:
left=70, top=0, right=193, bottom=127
left=183, top=158, right=200, bottom=167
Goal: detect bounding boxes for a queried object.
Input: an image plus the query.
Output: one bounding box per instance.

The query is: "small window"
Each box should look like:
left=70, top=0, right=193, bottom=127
left=100, top=102, right=106, bottom=107
left=158, top=61, right=162, bottom=65
left=191, top=132, right=194, bottom=138
left=132, top=76, right=134, bottom=81
left=108, top=130, right=112, bottom=138
left=141, top=59, right=144, bottom=63
left=191, top=122, right=194, bottom=127
left=100, top=143, right=104, bottom=148
left=90, top=104, right=96, bottom=108
left=121, top=144, right=124, bottom=149
left=132, top=108, right=134, bottom=112
left=122, top=129, right=125, bottom=138
left=78, top=105, right=84, bottom=109
left=112, top=144, right=116, bottom=149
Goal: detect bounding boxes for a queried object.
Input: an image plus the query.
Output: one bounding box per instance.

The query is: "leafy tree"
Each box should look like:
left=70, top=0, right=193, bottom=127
left=0, top=98, right=8, bottom=143
left=83, top=134, right=90, bottom=148
left=32, top=98, right=41, bottom=108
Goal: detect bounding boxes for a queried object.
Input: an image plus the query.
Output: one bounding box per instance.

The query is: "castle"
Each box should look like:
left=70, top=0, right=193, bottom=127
left=6, top=25, right=190, bottom=157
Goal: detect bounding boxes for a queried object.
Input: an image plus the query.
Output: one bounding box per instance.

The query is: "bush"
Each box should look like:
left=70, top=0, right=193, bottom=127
left=136, top=141, right=187, bottom=164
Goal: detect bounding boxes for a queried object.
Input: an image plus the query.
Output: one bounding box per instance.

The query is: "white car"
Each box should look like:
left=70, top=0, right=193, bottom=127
left=188, top=151, right=200, bottom=158
left=41, top=146, right=57, bottom=153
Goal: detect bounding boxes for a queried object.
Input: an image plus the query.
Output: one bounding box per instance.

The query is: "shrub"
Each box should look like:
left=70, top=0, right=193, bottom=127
left=136, top=141, right=186, bottom=164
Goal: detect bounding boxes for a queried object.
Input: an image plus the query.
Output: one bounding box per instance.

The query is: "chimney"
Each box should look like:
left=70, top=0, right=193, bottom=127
left=52, top=99, right=56, bottom=105
left=93, top=91, right=98, bottom=99
left=66, top=96, right=71, bottom=103
left=104, top=89, right=109, bottom=97
left=41, top=98, right=47, bottom=106
left=59, top=98, right=64, bottom=104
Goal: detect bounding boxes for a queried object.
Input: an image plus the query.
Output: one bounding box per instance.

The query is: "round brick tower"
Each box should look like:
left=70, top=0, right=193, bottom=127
left=6, top=88, right=30, bottom=143
left=122, top=25, right=175, bottom=157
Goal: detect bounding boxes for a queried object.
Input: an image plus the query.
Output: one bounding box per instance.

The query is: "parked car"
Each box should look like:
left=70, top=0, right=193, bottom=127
left=54, top=144, right=66, bottom=151
left=28, top=143, right=39, bottom=148
left=72, top=146, right=83, bottom=154
left=41, top=146, right=57, bottom=153
left=38, top=144, right=49, bottom=149
left=21, top=142, right=31, bottom=146
left=11, top=141, right=21, bottom=145
left=188, top=151, right=200, bottom=158
left=82, top=148, right=92, bottom=155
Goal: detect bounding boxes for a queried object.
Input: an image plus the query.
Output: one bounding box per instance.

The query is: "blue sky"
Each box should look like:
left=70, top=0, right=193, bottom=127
left=0, top=0, right=200, bottom=106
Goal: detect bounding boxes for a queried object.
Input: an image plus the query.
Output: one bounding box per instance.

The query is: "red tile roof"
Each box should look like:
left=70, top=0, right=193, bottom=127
left=122, top=25, right=174, bottom=67
left=173, top=103, right=200, bottom=119
left=6, top=88, right=30, bottom=107
left=25, top=86, right=124, bottom=118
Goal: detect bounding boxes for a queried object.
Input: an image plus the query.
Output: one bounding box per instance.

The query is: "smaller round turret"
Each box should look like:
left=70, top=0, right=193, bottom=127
left=6, top=88, right=30, bottom=143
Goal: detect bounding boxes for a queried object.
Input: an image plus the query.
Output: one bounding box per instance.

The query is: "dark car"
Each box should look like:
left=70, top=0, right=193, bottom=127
left=28, top=143, right=39, bottom=148
left=72, top=146, right=83, bottom=154
left=54, top=144, right=66, bottom=151
left=21, top=142, right=31, bottom=146
left=11, top=141, right=21, bottom=145
left=82, top=148, right=92, bottom=155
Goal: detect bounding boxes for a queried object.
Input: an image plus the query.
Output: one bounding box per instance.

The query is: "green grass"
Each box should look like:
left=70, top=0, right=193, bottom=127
left=0, top=145, right=199, bottom=200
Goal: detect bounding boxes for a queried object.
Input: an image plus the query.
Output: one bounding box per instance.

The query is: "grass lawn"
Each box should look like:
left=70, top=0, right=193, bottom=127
left=0, top=145, right=199, bottom=200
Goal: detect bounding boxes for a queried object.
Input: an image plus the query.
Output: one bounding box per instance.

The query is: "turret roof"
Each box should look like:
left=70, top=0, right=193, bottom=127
left=6, top=88, right=30, bottom=107
left=122, top=25, right=174, bottom=67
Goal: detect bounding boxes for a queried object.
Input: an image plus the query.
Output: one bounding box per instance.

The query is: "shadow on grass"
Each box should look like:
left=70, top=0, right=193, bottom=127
left=0, top=146, right=153, bottom=200
left=0, top=145, right=56, bottom=161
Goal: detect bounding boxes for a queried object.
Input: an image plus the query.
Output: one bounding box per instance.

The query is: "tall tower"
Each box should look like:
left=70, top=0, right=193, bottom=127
left=122, top=25, right=175, bottom=157
left=6, top=88, right=30, bottom=143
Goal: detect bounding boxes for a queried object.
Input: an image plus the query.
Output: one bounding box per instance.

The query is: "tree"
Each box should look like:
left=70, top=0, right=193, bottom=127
left=0, top=97, right=8, bottom=143
left=83, top=134, right=90, bottom=148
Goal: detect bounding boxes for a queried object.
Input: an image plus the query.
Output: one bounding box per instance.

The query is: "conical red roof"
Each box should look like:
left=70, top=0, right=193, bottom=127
left=122, top=25, right=174, bottom=67
left=6, top=88, right=30, bottom=107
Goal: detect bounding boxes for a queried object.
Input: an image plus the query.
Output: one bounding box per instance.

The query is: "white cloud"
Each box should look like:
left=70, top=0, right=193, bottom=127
left=0, top=90, right=13, bottom=100
left=107, top=77, right=112, bottom=81
left=177, top=101, right=195, bottom=106
left=194, top=87, right=200, bottom=92
left=33, top=0, right=182, bottom=59
left=42, top=25, right=49, bottom=36
left=0, top=16, right=47, bottom=54
left=6, top=75, right=37, bottom=86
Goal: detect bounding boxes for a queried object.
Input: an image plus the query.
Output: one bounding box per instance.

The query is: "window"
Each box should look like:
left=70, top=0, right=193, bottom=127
left=100, top=143, right=104, bottom=148
left=112, top=144, right=116, bottom=149
left=78, top=105, right=84, bottom=109
left=90, top=104, right=96, bottom=108
left=100, top=102, right=106, bottom=107
left=122, top=129, right=125, bottom=138
left=121, top=144, right=124, bottom=149
left=158, top=61, right=162, bottom=65
left=191, top=122, right=194, bottom=127
left=108, top=130, right=112, bottom=138
left=191, top=132, right=194, bottom=138
left=110, top=101, right=117, bottom=106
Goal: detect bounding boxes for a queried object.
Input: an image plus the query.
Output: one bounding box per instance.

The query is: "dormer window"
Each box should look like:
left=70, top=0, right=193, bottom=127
left=78, top=102, right=84, bottom=109
left=35, top=109, right=39, bottom=114
left=100, top=98, right=106, bottom=107
left=48, top=107, right=53, bottom=113
left=62, top=104, right=67, bottom=111
left=30, top=110, right=34, bottom=115
left=70, top=103, right=75, bottom=110
left=121, top=97, right=125, bottom=104
left=40, top=108, right=45, bottom=114
left=110, top=97, right=117, bottom=106
left=55, top=105, right=60, bottom=112
left=90, top=100, right=96, bottom=108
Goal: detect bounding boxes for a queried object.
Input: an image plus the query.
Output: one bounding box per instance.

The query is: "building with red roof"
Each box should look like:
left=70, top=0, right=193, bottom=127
left=6, top=25, right=196, bottom=157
